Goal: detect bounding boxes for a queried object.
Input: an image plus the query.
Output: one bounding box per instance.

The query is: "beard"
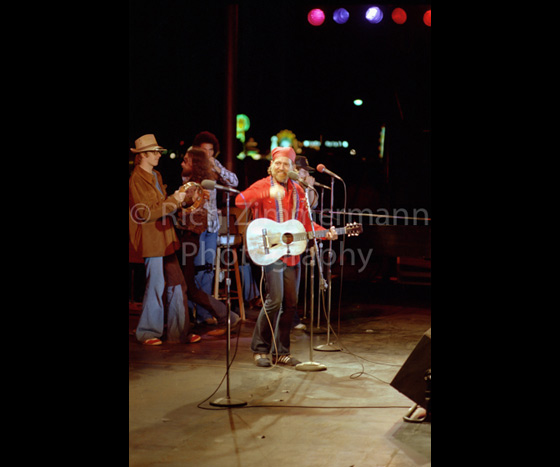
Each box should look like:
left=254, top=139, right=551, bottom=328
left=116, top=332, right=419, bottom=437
left=271, top=167, right=289, bottom=183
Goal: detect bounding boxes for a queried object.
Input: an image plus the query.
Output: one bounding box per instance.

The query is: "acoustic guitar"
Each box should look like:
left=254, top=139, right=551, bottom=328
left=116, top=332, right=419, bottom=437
left=245, top=218, right=363, bottom=266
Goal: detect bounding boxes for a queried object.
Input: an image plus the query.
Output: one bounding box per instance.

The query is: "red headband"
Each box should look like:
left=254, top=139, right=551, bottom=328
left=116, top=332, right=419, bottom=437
left=271, top=146, right=296, bottom=163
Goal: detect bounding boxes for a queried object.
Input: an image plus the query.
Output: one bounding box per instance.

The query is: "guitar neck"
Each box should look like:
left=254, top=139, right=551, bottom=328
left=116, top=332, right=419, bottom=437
left=308, top=226, right=347, bottom=240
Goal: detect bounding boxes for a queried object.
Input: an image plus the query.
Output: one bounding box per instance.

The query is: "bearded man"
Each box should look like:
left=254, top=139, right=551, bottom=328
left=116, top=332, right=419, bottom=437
left=235, top=147, right=338, bottom=367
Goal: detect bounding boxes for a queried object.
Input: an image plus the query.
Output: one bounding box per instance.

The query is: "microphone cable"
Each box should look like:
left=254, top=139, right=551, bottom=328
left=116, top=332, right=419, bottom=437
left=316, top=177, right=406, bottom=382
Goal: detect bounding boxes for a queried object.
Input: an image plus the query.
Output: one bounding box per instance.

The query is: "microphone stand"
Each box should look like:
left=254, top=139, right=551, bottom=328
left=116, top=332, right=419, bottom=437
left=301, top=186, right=324, bottom=323
left=296, top=186, right=327, bottom=372
left=211, top=191, right=247, bottom=407
left=315, top=175, right=342, bottom=352
left=302, top=186, right=326, bottom=325
left=312, top=239, right=327, bottom=334
left=311, top=187, right=327, bottom=335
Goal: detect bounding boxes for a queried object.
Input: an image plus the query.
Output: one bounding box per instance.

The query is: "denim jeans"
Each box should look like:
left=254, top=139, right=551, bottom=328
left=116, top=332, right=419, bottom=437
left=240, top=263, right=259, bottom=302
left=136, top=255, right=190, bottom=343
left=179, top=230, right=233, bottom=326
left=188, top=230, right=217, bottom=323
left=251, top=260, right=301, bottom=356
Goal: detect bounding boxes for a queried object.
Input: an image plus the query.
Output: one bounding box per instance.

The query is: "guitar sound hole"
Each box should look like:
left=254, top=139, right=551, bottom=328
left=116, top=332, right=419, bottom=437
left=282, top=233, right=294, bottom=245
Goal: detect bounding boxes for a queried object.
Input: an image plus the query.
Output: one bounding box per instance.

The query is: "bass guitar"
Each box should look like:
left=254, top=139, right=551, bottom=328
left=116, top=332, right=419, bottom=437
left=245, top=218, right=363, bottom=266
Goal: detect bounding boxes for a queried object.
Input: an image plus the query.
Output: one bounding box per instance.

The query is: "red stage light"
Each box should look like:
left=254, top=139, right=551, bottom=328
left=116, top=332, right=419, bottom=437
left=423, top=10, right=431, bottom=27
left=391, top=8, right=407, bottom=25
left=307, top=8, right=325, bottom=26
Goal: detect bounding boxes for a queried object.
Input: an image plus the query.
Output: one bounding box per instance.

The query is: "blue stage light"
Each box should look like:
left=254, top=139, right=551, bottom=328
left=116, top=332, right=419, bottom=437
left=333, top=8, right=350, bottom=24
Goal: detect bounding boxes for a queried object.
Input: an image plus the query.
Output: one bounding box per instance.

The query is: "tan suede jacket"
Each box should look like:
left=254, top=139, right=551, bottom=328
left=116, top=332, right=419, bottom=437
left=129, top=166, right=182, bottom=259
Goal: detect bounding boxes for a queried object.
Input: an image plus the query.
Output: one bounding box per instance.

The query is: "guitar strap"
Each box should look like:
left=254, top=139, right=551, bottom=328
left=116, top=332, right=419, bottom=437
left=293, top=183, right=300, bottom=221
left=270, top=177, right=299, bottom=223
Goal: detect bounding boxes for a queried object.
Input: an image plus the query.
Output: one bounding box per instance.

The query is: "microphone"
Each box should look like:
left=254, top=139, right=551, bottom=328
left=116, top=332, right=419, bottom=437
left=287, top=170, right=311, bottom=189
left=289, top=171, right=331, bottom=191
left=316, top=164, right=343, bottom=181
left=201, top=179, right=240, bottom=194
left=313, top=181, right=331, bottom=190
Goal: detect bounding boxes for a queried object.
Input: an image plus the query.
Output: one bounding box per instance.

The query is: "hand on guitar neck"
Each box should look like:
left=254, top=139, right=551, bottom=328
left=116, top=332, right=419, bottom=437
left=323, top=226, right=338, bottom=241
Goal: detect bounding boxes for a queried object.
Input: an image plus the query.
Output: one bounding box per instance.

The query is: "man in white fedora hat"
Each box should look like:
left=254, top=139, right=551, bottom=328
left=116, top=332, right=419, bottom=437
left=129, top=134, right=201, bottom=345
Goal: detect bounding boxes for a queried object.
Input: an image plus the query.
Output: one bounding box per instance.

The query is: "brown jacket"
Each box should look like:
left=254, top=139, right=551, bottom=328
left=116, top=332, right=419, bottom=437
left=129, top=166, right=182, bottom=259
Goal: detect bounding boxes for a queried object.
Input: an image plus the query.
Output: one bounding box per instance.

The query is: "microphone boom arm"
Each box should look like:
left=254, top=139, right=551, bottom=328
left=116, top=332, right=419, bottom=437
left=201, top=179, right=240, bottom=194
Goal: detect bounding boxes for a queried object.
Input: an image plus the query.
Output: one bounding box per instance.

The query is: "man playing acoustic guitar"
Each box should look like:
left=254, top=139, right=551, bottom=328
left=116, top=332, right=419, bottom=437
left=235, top=146, right=339, bottom=367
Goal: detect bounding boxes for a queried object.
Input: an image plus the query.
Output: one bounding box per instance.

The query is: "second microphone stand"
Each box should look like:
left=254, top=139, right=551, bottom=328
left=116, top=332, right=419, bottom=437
left=315, top=174, right=342, bottom=352
left=295, top=185, right=327, bottom=372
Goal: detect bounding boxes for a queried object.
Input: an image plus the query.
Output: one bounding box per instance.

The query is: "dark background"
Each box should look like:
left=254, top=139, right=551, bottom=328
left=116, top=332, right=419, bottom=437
left=127, top=3, right=516, bottom=450
left=129, top=0, right=431, bottom=279
left=129, top=0, right=430, bottom=214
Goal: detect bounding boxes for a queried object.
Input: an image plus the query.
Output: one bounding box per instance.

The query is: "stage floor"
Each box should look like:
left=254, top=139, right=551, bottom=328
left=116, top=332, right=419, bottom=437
left=129, top=282, right=431, bottom=466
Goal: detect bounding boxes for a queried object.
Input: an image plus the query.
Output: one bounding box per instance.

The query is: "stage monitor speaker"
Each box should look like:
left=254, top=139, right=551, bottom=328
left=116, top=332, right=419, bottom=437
left=390, top=328, right=431, bottom=408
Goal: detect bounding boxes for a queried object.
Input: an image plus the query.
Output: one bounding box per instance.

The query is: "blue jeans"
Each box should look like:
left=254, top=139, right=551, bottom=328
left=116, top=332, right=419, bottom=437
left=240, top=263, right=259, bottom=302
left=188, top=230, right=217, bottom=323
left=251, top=260, right=301, bottom=356
left=179, top=230, right=233, bottom=326
left=136, top=255, right=190, bottom=343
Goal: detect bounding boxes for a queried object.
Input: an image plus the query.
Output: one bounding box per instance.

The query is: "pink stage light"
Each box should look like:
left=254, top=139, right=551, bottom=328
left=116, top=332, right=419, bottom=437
left=307, top=8, right=326, bottom=26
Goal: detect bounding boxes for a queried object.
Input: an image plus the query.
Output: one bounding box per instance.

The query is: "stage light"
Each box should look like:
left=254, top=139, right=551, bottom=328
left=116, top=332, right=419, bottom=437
left=365, top=6, right=383, bottom=24
left=423, top=10, right=431, bottom=27
left=391, top=7, right=407, bottom=25
left=307, top=8, right=325, bottom=26
left=236, top=113, right=250, bottom=143
left=333, top=8, right=349, bottom=24
left=378, top=125, right=386, bottom=159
